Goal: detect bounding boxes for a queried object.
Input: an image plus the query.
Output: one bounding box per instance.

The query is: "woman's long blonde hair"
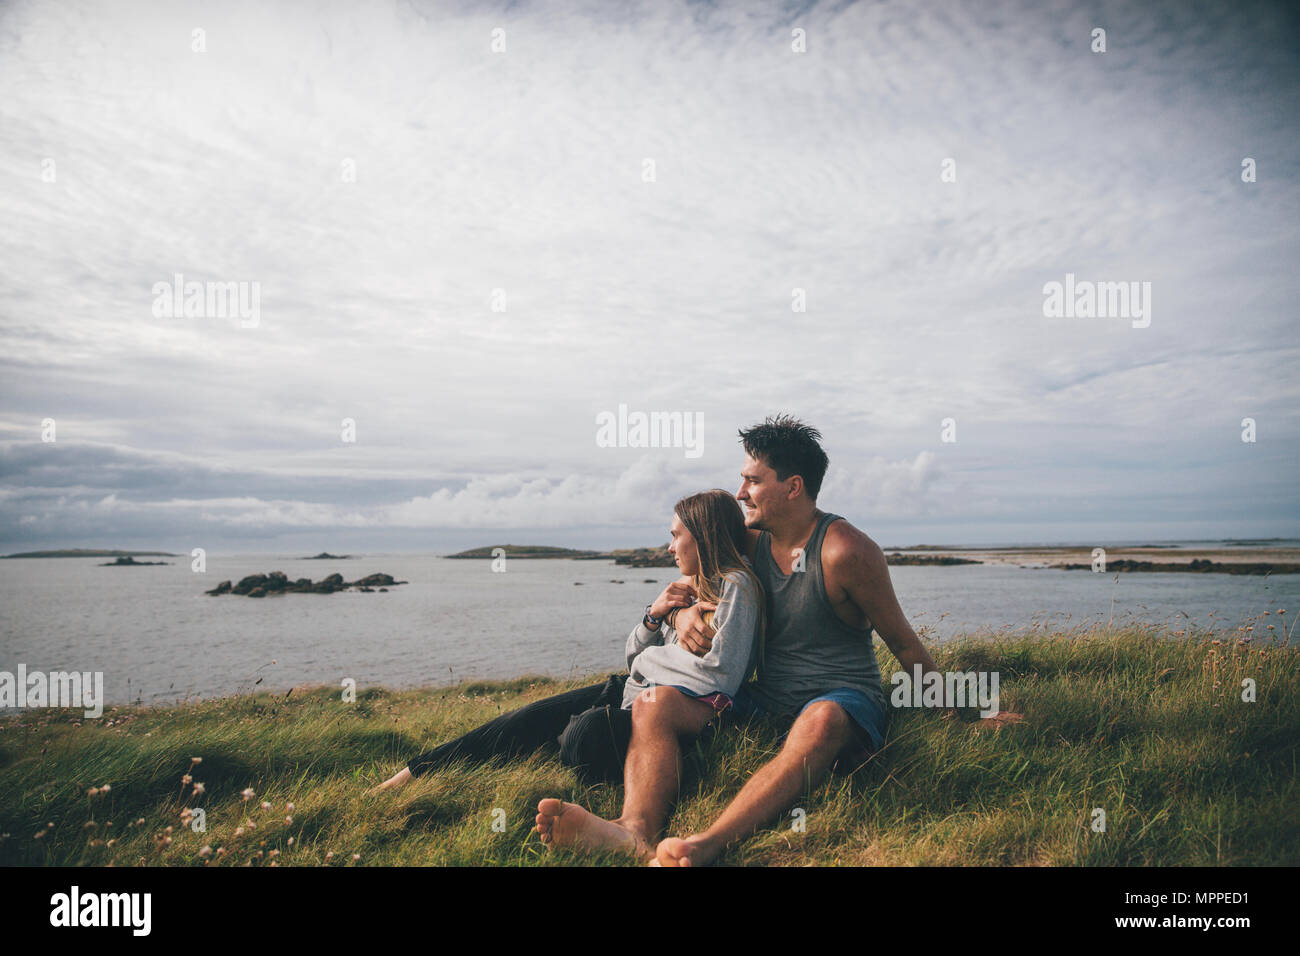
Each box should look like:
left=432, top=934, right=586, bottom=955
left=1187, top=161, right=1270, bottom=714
left=674, top=489, right=766, bottom=678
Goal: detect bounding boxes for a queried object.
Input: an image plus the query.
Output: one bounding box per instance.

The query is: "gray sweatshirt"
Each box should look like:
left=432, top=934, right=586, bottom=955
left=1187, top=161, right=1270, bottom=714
left=621, top=569, right=762, bottom=710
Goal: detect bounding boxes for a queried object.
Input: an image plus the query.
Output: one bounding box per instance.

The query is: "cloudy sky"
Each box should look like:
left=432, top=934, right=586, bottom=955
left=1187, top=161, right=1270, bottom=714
left=1, top=0, right=1297, bottom=553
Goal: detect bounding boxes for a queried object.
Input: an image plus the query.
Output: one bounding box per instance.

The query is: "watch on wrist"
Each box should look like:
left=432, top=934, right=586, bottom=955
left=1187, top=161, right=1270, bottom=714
left=643, top=604, right=663, bottom=629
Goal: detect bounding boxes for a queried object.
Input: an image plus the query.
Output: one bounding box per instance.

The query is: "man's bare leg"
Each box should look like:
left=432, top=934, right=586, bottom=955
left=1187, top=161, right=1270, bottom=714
left=654, top=700, right=855, bottom=866
left=536, top=687, right=715, bottom=858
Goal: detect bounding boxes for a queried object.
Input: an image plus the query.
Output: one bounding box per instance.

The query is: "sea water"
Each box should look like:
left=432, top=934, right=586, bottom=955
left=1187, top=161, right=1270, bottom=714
left=0, top=554, right=1294, bottom=708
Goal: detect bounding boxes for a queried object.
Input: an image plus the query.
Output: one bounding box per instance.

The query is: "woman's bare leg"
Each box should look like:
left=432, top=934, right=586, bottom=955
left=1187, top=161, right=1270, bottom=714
left=536, top=687, right=715, bottom=858
left=372, top=680, right=611, bottom=792
left=371, top=766, right=412, bottom=793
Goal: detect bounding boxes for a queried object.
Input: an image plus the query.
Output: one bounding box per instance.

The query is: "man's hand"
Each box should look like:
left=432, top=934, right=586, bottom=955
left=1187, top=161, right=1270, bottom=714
left=979, top=710, right=1025, bottom=727
left=673, top=601, right=717, bottom=656
left=943, top=709, right=1026, bottom=727
left=649, top=581, right=697, bottom=621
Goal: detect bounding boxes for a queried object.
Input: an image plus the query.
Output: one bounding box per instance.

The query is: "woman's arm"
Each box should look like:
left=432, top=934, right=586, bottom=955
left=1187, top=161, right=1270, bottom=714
left=629, top=572, right=760, bottom=698
left=626, top=578, right=697, bottom=670
left=626, top=619, right=663, bottom=670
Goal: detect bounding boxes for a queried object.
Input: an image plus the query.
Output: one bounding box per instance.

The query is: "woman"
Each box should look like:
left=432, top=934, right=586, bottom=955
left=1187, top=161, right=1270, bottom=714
left=372, top=488, right=764, bottom=791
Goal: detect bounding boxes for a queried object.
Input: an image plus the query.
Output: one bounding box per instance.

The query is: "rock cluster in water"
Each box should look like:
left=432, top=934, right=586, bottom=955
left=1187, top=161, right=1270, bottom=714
left=885, top=553, right=982, bottom=566
left=205, top=571, right=407, bottom=597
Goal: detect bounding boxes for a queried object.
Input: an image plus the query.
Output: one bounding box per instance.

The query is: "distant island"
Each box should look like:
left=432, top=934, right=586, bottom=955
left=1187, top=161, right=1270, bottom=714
left=446, top=544, right=676, bottom=567
left=1057, top=558, right=1300, bottom=575
left=886, top=553, right=982, bottom=566
left=100, top=556, right=170, bottom=566
left=303, top=552, right=352, bottom=560
left=447, top=544, right=605, bottom=559
left=447, top=545, right=998, bottom=570
left=879, top=543, right=1300, bottom=574
left=2, top=549, right=179, bottom=559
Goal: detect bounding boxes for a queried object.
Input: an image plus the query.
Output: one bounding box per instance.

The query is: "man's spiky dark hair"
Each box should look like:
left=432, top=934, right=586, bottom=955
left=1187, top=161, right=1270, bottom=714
left=738, top=414, right=829, bottom=501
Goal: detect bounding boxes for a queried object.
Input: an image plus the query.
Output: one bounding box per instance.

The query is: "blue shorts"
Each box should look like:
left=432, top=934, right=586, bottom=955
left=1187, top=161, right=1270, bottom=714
left=731, top=684, right=887, bottom=765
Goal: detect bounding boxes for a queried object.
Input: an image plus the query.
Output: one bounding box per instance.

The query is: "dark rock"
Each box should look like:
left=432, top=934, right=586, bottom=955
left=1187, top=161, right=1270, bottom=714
left=612, top=545, right=676, bottom=568
left=1057, top=558, right=1300, bottom=575
left=206, top=569, right=407, bottom=596
left=886, top=553, right=982, bottom=566
left=234, top=574, right=268, bottom=595
left=349, top=573, right=396, bottom=588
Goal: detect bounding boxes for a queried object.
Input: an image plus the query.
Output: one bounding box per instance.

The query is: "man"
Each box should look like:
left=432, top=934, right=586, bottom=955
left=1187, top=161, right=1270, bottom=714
left=536, top=414, right=1022, bottom=865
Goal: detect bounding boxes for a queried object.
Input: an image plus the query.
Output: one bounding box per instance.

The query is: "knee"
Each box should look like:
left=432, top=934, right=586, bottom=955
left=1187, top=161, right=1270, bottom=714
left=789, top=701, right=851, bottom=753
left=630, top=684, right=685, bottom=725
left=558, top=707, right=626, bottom=784
left=558, top=708, right=607, bottom=765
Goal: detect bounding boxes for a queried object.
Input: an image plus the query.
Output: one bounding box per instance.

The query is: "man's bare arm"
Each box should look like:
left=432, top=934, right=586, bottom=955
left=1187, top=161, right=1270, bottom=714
left=824, top=521, right=1023, bottom=725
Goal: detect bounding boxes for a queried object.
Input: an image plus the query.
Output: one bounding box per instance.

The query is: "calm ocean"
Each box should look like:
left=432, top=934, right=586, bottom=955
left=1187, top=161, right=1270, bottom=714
left=1, top=552, right=1295, bottom=708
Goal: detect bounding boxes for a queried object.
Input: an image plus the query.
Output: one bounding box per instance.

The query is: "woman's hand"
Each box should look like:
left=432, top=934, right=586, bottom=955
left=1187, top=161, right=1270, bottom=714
left=649, top=580, right=697, bottom=621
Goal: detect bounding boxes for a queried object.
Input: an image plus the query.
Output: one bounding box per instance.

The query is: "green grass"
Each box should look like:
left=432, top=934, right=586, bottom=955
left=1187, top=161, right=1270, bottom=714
left=1, top=621, right=1296, bottom=866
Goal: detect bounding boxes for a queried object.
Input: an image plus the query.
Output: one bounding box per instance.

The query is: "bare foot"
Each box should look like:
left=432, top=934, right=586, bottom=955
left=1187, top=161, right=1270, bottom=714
left=534, top=798, right=648, bottom=858
left=654, top=834, right=720, bottom=867
left=370, top=767, right=412, bottom=793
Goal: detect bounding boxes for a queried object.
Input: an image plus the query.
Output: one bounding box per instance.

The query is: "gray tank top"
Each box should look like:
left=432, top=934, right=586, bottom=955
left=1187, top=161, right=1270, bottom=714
left=748, top=512, right=886, bottom=715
